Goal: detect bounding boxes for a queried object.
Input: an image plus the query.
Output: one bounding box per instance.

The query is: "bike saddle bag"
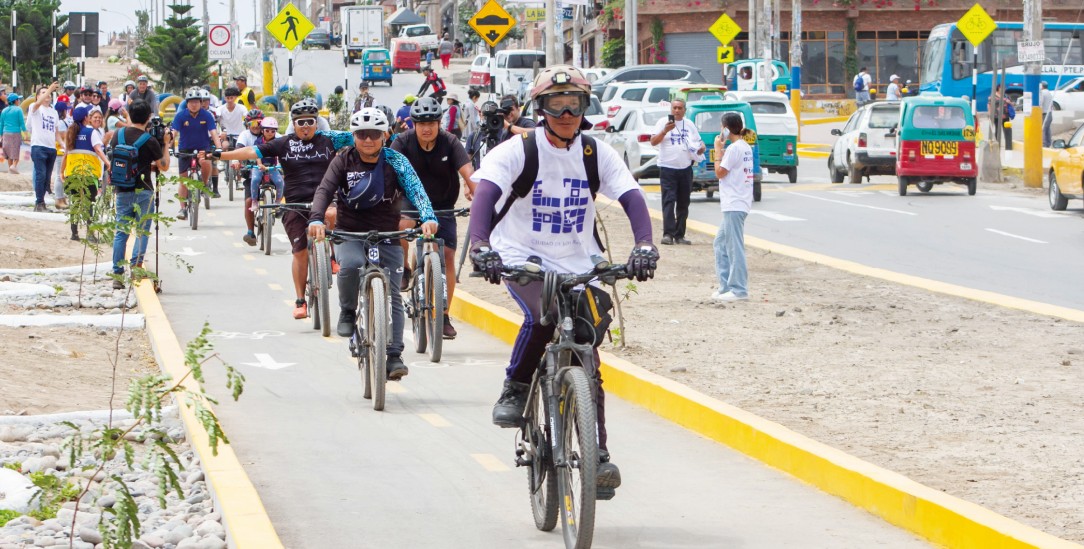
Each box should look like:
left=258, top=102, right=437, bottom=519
left=571, top=286, right=613, bottom=347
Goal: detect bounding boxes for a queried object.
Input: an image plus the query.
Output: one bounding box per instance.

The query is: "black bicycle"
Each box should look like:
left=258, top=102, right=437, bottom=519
left=175, top=152, right=210, bottom=230
left=253, top=169, right=285, bottom=255
left=484, top=257, right=631, bottom=549
left=402, top=207, right=469, bottom=363
left=221, top=135, right=239, bottom=201
left=327, top=228, right=419, bottom=411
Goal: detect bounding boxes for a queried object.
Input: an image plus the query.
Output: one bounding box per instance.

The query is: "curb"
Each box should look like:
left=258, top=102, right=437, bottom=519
left=135, top=280, right=283, bottom=549
left=450, top=289, right=1081, bottom=549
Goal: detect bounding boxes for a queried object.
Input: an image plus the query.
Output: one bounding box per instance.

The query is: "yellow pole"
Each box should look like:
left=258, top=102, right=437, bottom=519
left=791, top=89, right=801, bottom=140
left=263, top=60, right=274, bottom=99
left=1023, top=104, right=1042, bottom=188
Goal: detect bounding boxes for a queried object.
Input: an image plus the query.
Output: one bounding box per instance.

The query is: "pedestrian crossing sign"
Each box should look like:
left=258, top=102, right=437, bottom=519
left=267, top=2, right=314, bottom=50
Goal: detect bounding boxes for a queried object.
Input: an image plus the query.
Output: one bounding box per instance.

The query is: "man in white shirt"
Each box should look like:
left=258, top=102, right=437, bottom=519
left=886, top=75, right=902, bottom=101
left=1040, top=81, right=1054, bottom=147
left=216, top=87, right=246, bottom=140
left=649, top=98, right=705, bottom=245
left=854, top=67, right=872, bottom=106
left=28, top=82, right=61, bottom=212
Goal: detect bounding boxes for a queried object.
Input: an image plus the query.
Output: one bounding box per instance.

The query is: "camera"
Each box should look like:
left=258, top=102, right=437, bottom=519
left=147, top=116, right=167, bottom=147
left=481, top=101, right=504, bottom=134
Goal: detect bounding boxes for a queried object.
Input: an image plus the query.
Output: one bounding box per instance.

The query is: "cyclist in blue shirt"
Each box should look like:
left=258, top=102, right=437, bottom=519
left=171, top=87, right=223, bottom=220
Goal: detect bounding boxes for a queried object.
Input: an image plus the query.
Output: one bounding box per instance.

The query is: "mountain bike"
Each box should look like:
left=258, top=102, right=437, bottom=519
left=253, top=165, right=284, bottom=255
left=483, top=257, right=632, bottom=549
left=402, top=207, right=469, bottom=363
left=175, top=152, right=211, bottom=230
left=221, top=135, right=238, bottom=201
left=328, top=228, right=419, bottom=411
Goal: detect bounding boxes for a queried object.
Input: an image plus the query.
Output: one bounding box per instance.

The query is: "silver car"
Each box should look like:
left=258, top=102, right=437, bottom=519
left=601, top=105, right=669, bottom=180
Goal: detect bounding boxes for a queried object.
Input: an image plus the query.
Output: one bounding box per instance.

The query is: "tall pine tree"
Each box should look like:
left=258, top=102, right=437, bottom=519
left=0, top=0, right=70, bottom=94
left=136, top=4, right=211, bottom=93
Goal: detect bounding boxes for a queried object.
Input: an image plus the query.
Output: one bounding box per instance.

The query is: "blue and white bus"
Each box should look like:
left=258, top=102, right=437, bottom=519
left=920, top=22, right=1084, bottom=110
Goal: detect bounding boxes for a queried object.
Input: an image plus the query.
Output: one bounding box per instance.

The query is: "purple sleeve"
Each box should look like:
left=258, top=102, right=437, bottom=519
left=467, top=180, right=501, bottom=245
left=617, top=189, right=653, bottom=246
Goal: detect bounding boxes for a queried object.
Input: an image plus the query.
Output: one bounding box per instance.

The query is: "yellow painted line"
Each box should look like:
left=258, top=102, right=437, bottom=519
left=797, top=142, right=833, bottom=149
left=451, top=289, right=1081, bottom=549
left=797, top=150, right=830, bottom=158
left=418, top=413, right=451, bottom=427
left=214, top=221, right=225, bottom=226
left=254, top=268, right=268, bottom=276
left=267, top=283, right=283, bottom=291
left=242, top=255, right=254, bottom=261
left=801, top=116, right=849, bottom=125
left=232, top=242, right=243, bottom=248
left=223, top=230, right=234, bottom=236
left=470, top=453, right=510, bottom=472
left=134, top=281, right=283, bottom=548
left=283, top=299, right=295, bottom=307
left=386, top=382, right=406, bottom=394
left=323, top=336, right=338, bottom=344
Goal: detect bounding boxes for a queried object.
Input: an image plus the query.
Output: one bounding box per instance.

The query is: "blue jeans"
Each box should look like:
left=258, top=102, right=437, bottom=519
left=250, top=167, right=284, bottom=202
left=112, top=190, right=155, bottom=275
left=31, top=146, right=57, bottom=204
left=334, top=239, right=405, bottom=356
left=713, top=211, right=748, bottom=297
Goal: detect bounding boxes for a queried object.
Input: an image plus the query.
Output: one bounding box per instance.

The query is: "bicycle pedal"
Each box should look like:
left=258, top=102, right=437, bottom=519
left=596, top=487, right=617, bottom=501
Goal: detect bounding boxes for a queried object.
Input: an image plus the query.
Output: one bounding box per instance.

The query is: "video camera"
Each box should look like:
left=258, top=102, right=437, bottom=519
left=147, top=116, right=167, bottom=148
left=481, top=101, right=503, bottom=135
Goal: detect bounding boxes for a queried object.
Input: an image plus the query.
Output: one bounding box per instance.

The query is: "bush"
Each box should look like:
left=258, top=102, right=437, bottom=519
left=602, top=39, right=625, bottom=70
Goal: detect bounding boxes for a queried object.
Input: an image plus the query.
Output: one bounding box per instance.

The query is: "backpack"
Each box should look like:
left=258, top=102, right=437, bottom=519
left=109, top=129, right=151, bottom=191
left=1005, top=102, right=1016, bottom=121
left=490, top=131, right=605, bottom=250
left=854, top=74, right=865, bottom=92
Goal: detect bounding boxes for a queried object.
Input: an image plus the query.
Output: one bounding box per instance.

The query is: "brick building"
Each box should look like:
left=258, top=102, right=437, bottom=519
left=598, top=0, right=1083, bottom=98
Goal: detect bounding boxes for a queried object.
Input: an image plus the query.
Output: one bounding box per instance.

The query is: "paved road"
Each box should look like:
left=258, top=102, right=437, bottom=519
left=644, top=121, right=1084, bottom=310
left=153, top=192, right=927, bottom=548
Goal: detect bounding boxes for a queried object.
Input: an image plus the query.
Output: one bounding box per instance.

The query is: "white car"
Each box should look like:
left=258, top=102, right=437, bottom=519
left=599, top=80, right=687, bottom=122
left=1051, top=76, right=1084, bottom=112
left=492, top=49, right=546, bottom=98
left=582, top=68, right=610, bottom=84
left=600, top=105, right=669, bottom=179
left=828, top=101, right=901, bottom=184
left=727, top=91, right=800, bottom=182
left=240, top=39, right=258, bottom=49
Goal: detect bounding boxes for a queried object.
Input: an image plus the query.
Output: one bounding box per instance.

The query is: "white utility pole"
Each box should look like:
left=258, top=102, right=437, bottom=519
left=545, top=0, right=557, bottom=66
left=624, top=0, right=637, bottom=66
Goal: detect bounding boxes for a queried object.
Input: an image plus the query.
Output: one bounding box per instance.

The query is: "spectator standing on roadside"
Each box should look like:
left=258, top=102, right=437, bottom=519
left=28, top=82, right=61, bottom=212
left=438, top=34, right=454, bottom=70
left=53, top=96, right=72, bottom=209
left=354, top=81, right=375, bottom=112
left=1041, top=81, right=1054, bottom=147
left=442, top=92, right=464, bottom=139
left=853, top=67, right=872, bottom=106
left=885, top=75, right=902, bottom=101
left=128, top=76, right=159, bottom=114
left=109, top=100, right=171, bottom=289
left=711, top=112, right=753, bottom=303
left=234, top=76, right=257, bottom=110
left=462, top=88, right=480, bottom=138
left=1, top=93, right=26, bottom=174
left=649, top=98, right=704, bottom=245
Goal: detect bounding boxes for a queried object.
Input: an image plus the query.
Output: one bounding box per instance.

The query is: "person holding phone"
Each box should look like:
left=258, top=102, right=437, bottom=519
left=650, top=98, right=705, bottom=245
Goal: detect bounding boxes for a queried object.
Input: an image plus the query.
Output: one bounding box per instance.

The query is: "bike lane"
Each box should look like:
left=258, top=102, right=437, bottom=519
left=154, top=198, right=928, bottom=548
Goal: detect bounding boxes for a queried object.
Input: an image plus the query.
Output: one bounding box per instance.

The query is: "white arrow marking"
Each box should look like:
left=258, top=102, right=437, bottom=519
left=985, top=228, right=1048, bottom=244
left=989, top=205, right=1066, bottom=219
left=241, top=353, right=295, bottom=370
left=750, top=210, right=806, bottom=222
left=173, top=247, right=204, bottom=257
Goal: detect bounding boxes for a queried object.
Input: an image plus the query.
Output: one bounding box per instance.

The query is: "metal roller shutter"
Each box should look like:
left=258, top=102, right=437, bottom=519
left=664, top=33, right=723, bottom=85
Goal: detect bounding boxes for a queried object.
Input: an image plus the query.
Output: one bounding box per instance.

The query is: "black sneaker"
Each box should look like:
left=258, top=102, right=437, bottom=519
left=492, top=379, right=529, bottom=428
left=387, top=354, right=408, bottom=381
left=660, top=235, right=674, bottom=245
left=112, top=278, right=125, bottom=290
left=177, top=208, right=188, bottom=220
left=212, top=191, right=221, bottom=199
left=675, top=237, right=692, bottom=245
left=442, top=315, right=457, bottom=339
left=596, top=450, right=621, bottom=500
left=336, top=309, right=357, bottom=338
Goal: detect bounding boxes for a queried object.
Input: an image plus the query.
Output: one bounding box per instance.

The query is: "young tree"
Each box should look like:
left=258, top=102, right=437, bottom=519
left=0, top=0, right=71, bottom=93
left=136, top=4, right=212, bottom=93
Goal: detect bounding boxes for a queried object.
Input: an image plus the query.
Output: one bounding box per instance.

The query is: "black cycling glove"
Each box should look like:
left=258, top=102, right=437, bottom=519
left=470, top=241, right=504, bottom=285
left=627, top=243, right=659, bottom=282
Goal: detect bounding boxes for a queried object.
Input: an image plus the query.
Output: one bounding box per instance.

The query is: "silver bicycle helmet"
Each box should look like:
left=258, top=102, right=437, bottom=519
left=290, top=98, right=319, bottom=118
left=376, top=105, right=395, bottom=128
left=184, top=87, right=202, bottom=101
left=409, top=96, right=442, bottom=122
left=350, top=108, right=389, bottom=132
left=198, top=88, right=212, bottom=100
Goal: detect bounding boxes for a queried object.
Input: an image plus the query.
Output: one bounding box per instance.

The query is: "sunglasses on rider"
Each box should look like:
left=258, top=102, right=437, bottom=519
left=353, top=129, right=384, bottom=141
left=538, top=93, right=589, bottom=118
left=262, top=128, right=277, bottom=132
left=293, top=118, right=316, bottom=127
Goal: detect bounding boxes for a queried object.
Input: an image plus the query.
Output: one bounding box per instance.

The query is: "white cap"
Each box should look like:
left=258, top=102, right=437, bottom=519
left=890, top=74, right=900, bottom=81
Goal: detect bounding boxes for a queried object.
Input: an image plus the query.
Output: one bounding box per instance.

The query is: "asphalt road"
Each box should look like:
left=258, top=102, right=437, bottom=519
left=152, top=189, right=927, bottom=548
left=644, top=122, right=1084, bottom=311
left=268, top=46, right=436, bottom=110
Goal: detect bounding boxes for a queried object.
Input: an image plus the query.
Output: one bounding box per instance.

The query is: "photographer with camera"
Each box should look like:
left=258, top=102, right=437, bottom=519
left=109, top=100, right=171, bottom=290
left=497, top=94, right=535, bottom=144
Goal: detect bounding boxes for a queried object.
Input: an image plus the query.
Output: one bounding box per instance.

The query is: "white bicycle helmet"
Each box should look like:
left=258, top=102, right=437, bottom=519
left=260, top=117, right=279, bottom=129
left=290, top=98, right=319, bottom=118
left=184, top=87, right=202, bottom=101
left=198, top=88, right=212, bottom=100
left=350, top=108, right=389, bottom=132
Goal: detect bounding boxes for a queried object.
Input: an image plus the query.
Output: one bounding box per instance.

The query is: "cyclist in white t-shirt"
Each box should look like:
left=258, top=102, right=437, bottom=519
left=712, top=112, right=754, bottom=302
left=468, top=65, right=659, bottom=497
left=216, top=87, right=247, bottom=138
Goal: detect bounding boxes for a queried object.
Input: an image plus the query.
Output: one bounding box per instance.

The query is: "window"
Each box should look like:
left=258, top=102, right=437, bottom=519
left=843, top=112, right=860, bottom=134
left=601, top=85, right=619, bottom=102
left=507, top=54, right=545, bottom=69
left=694, top=111, right=745, bottom=134
left=620, top=88, right=646, bottom=101
left=922, top=37, right=947, bottom=84
left=615, top=70, right=641, bottom=81
left=687, top=91, right=723, bottom=102
left=497, top=55, right=508, bottom=68
left=401, top=43, right=420, bottom=52
left=647, top=87, right=670, bottom=103
left=749, top=101, right=787, bottom=114
left=911, top=105, right=966, bottom=129
left=1044, top=29, right=1084, bottom=65
left=1069, top=124, right=1084, bottom=147
left=587, top=96, right=603, bottom=116
left=868, top=106, right=901, bottom=128
left=643, top=111, right=667, bottom=127
left=366, top=51, right=388, bottom=61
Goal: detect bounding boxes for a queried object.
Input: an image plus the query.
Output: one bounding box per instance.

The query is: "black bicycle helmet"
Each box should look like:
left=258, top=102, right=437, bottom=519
left=290, top=98, right=319, bottom=118
left=376, top=105, right=395, bottom=127
left=410, top=96, right=442, bottom=122
left=244, top=108, right=265, bottom=124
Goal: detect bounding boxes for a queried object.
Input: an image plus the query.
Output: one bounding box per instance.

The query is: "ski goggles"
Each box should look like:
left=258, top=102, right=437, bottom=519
left=537, top=92, right=590, bottom=118
left=353, top=129, right=384, bottom=141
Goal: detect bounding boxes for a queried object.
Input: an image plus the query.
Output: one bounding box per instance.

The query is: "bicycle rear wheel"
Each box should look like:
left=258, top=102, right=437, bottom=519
left=424, top=252, right=443, bottom=363
left=522, top=380, right=558, bottom=531
left=368, top=277, right=388, bottom=411
left=308, top=248, right=320, bottom=330
left=355, top=290, right=371, bottom=400
left=189, top=189, right=200, bottom=230
left=203, top=185, right=211, bottom=209
left=261, top=189, right=274, bottom=255
left=557, top=365, right=598, bottom=549
left=225, top=163, right=235, bottom=202
left=411, top=273, right=427, bottom=354
left=315, top=240, right=331, bottom=337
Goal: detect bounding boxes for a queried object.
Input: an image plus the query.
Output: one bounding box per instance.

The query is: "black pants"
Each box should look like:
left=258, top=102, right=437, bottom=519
left=660, top=166, right=692, bottom=239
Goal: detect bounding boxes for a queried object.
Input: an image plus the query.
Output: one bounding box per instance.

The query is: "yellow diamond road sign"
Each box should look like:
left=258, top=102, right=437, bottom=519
left=709, top=13, right=741, bottom=46
left=470, top=0, right=516, bottom=49
left=957, top=3, right=996, bottom=47
left=267, top=2, right=314, bottom=50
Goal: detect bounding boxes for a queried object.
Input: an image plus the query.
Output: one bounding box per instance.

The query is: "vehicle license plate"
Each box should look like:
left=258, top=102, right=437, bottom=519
left=920, top=141, right=957, bottom=156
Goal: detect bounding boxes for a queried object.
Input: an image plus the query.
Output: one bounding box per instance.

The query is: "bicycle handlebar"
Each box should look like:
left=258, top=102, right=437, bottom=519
left=400, top=207, right=470, bottom=217
left=258, top=202, right=311, bottom=210
left=327, top=228, right=420, bottom=245
left=472, top=260, right=631, bottom=288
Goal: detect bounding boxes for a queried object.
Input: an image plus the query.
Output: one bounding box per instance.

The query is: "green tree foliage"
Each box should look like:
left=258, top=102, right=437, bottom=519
left=136, top=4, right=212, bottom=94
left=601, top=38, right=625, bottom=70
left=0, top=0, right=71, bottom=94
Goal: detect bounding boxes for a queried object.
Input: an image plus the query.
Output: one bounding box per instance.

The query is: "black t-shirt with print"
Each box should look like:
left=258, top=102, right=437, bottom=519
left=391, top=129, right=470, bottom=210
left=255, top=133, right=337, bottom=203
left=108, top=126, right=165, bottom=192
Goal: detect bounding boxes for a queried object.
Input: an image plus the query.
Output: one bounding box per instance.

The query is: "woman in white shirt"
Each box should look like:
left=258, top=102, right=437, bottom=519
left=712, top=112, right=754, bottom=302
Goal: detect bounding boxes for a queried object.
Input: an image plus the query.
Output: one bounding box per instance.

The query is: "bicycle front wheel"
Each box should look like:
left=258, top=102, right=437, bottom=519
left=411, top=273, right=427, bottom=354
left=368, top=276, right=388, bottom=411
left=189, top=189, right=200, bottom=230
left=315, top=241, right=331, bottom=337
left=308, top=248, right=320, bottom=331
left=424, top=252, right=443, bottom=363
left=522, top=380, right=558, bottom=531
left=261, top=189, right=274, bottom=255
left=557, top=365, right=598, bottom=549
left=225, top=163, right=235, bottom=201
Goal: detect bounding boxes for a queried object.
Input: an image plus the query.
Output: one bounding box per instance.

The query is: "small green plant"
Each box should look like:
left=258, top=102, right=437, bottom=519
left=3, top=461, right=21, bottom=471
left=26, top=471, right=82, bottom=521
left=0, top=509, right=18, bottom=527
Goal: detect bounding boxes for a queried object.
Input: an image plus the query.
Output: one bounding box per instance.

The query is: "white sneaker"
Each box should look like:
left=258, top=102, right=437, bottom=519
left=713, top=291, right=748, bottom=302
left=711, top=288, right=724, bottom=299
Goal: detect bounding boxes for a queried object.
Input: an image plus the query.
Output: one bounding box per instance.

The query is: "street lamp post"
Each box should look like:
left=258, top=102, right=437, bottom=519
left=102, top=8, right=138, bottom=59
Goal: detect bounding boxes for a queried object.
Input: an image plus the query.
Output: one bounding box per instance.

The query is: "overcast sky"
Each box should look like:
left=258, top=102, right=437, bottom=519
left=59, top=0, right=261, bottom=45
